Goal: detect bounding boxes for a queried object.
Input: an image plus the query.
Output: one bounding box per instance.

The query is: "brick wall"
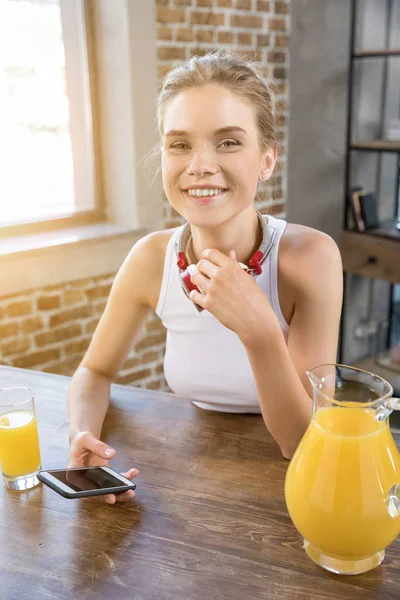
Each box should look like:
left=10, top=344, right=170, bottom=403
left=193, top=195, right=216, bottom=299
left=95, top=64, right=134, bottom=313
left=0, top=0, right=290, bottom=389
left=0, top=277, right=168, bottom=390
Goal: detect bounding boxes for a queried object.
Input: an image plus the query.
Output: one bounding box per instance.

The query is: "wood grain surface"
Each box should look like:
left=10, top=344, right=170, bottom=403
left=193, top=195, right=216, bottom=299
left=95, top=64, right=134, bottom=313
left=1, top=365, right=400, bottom=600
left=340, top=230, right=400, bottom=284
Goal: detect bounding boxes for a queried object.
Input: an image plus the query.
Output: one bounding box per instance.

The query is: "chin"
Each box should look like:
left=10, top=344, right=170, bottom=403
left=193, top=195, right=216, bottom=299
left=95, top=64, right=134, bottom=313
left=185, top=208, right=238, bottom=230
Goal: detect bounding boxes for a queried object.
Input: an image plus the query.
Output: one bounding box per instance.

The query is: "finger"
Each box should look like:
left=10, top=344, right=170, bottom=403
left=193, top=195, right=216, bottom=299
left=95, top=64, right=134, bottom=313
left=189, top=289, right=206, bottom=308
left=102, top=469, right=138, bottom=504
left=202, top=248, right=232, bottom=267
left=104, top=494, right=116, bottom=505
left=195, top=258, right=219, bottom=279
left=100, top=491, right=135, bottom=505
left=81, top=432, right=116, bottom=460
left=114, top=489, right=136, bottom=503
left=190, top=271, right=210, bottom=293
left=121, top=468, right=139, bottom=479
left=229, top=249, right=237, bottom=260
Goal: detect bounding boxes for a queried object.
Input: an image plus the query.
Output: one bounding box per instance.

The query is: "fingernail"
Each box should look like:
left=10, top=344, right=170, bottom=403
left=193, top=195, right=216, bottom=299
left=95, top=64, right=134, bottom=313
left=104, top=448, right=113, bottom=457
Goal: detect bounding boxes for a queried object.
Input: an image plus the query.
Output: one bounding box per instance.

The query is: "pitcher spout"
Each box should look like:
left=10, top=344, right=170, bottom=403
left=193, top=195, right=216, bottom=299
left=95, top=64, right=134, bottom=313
left=306, top=370, right=321, bottom=391
left=306, top=366, right=338, bottom=409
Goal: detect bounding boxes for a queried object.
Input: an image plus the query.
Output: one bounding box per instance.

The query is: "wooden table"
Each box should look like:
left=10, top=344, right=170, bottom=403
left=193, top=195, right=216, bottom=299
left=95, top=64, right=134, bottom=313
left=1, top=365, right=400, bottom=600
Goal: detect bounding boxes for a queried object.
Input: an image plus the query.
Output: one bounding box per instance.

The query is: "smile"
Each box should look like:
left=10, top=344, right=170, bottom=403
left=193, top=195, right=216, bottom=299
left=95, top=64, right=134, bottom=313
left=185, top=188, right=227, bottom=198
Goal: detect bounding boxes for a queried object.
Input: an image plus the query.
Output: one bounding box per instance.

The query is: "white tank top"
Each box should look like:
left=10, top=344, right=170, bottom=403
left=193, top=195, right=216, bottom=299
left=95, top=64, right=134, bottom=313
left=155, top=215, right=290, bottom=413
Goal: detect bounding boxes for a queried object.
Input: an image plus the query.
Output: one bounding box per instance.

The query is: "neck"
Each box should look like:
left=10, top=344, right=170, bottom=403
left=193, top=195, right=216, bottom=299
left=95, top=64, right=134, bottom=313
left=188, top=207, right=263, bottom=266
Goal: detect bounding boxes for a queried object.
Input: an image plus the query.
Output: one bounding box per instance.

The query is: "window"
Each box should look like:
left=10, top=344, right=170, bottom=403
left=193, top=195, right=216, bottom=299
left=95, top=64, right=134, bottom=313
left=0, top=0, right=100, bottom=234
left=0, top=0, right=161, bottom=298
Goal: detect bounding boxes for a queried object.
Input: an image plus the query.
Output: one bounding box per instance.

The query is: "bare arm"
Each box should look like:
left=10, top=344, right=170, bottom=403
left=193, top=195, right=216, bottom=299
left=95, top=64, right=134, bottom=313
left=67, top=367, right=113, bottom=444
left=67, top=232, right=164, bottom=444
left=189, top=228, right=343, bottom=459
left=242, top=233, right=343, bottom=458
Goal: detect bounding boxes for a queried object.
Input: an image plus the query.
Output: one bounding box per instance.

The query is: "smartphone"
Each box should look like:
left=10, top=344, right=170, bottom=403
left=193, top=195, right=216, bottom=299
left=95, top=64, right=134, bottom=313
left=37, top=466, right=136, bottom=499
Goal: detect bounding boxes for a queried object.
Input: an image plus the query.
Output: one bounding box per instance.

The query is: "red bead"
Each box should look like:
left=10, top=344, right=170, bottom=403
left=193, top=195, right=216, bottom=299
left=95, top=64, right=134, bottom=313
left=177, top=252, right=188, bottom=270
left=249, top=250, right=263, bottom=275
left=180, top=269, right=199, bottom=293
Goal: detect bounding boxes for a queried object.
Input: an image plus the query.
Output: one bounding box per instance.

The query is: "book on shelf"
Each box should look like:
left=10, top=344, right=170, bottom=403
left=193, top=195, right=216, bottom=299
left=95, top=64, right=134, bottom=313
left=349, top=187, right=379, bottom=232
left=359, top=192, right=379, bottom=229
left=350, top=187, right=365, bottom=231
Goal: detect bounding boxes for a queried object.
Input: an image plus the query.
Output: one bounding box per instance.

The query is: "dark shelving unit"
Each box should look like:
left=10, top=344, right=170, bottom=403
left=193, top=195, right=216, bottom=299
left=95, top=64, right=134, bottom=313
left=351, top=140, right=400, bottom=152
left=339, top=0, right=400, bottom=395
left=354, top=48, right=400, bottom=58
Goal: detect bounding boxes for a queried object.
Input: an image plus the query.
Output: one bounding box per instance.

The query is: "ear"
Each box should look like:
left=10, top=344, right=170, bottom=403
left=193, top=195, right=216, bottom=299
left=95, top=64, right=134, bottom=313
left=258, top=146, right=278, bottom=182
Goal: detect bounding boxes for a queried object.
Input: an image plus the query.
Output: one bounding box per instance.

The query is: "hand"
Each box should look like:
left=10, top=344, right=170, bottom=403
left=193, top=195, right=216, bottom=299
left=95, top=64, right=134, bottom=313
left=67, top=431, right=138, bottom=504
left=189, top=249, right=277, bottom=342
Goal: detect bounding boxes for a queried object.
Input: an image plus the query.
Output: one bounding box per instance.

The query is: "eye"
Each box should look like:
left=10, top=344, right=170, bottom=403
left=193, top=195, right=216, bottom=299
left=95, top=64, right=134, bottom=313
left=218, top=139, right=240, bottom=148
left=170, top=141, right=190, bottom=150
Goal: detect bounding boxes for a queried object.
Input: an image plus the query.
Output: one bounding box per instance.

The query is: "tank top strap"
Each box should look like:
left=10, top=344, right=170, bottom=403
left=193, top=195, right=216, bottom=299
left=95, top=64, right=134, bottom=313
left=155, top=226, right=183, bottom=318
left=264, top=214, right=290, bottom=333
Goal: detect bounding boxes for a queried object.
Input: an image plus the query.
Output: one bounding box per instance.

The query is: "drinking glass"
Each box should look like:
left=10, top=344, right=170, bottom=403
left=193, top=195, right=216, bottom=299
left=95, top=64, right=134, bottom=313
left=0, top=387, right=41, bottom=490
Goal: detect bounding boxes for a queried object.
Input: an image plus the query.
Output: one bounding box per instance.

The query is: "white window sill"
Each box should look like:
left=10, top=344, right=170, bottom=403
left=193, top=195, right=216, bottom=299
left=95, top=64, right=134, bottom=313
left=0, top=223, right=147, bottom=297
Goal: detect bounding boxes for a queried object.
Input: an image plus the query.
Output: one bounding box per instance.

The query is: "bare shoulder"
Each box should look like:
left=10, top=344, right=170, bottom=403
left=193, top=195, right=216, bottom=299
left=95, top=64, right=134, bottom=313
left=128, top=227, right=178, bottom=266
left=279, top=223, right=343, bottom=298
left=114, top=227, right=180, bottom=310
left=280, top=223, right=341, bottom=262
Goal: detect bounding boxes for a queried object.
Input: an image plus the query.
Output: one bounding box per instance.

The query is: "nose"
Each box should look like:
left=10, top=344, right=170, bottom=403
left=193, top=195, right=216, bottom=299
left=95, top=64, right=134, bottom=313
left=186, top=144, right=219, bottom=177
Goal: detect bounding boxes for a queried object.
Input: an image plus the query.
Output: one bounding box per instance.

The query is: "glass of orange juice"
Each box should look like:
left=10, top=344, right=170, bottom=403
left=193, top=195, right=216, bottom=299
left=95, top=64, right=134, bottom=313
left=0, top=387, right=41, bottom=490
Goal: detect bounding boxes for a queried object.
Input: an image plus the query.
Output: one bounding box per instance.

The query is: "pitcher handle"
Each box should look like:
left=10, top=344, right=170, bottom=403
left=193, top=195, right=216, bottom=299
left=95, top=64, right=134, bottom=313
left=376, top=398, right=400, bottom=421
left=387, top=398, right=400, bottom=411
left=388, top=484, right=400, bottom=518
left=387, top=400, right=400, bottom=517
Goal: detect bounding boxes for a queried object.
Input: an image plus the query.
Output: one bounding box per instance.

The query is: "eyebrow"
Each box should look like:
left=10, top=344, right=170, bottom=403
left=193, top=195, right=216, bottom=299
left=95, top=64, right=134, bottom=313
left=164, top=126, right=248, bottom=137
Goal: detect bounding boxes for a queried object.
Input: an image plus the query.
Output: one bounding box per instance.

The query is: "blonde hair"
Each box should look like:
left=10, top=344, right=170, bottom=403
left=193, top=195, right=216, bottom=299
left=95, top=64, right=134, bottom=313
left=157, top=50, right=278, bottom=151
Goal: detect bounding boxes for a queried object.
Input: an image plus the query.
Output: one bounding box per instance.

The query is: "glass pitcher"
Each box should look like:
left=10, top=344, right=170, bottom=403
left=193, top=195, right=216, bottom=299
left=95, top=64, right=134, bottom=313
left=285, top=363, right=400, bottom=575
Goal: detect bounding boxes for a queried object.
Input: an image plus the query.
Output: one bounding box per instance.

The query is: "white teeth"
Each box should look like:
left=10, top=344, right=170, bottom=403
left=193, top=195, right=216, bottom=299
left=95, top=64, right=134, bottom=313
left=187, top=188, right=225, bottom=197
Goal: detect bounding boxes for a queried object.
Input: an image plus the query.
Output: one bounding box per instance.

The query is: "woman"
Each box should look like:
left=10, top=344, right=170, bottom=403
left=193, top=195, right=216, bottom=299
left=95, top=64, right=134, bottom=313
left=67, top=51, right=343, bottom=503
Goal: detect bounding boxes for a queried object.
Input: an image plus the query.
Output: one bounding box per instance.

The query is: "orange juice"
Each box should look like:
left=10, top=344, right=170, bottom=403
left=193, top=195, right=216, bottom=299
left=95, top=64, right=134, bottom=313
left=285, top=407, right=400, bottom=560
left=0, top=411, right=41, bottom=478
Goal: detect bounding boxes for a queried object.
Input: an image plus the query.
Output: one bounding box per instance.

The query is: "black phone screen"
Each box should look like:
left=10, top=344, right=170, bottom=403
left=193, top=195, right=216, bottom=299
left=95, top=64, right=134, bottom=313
left=50, top=468, right=127, bottom=492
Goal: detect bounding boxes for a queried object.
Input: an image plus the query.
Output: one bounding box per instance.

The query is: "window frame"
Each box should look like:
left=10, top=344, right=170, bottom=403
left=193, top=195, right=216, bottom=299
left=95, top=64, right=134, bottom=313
left=1, top=0, right=104, bottom=237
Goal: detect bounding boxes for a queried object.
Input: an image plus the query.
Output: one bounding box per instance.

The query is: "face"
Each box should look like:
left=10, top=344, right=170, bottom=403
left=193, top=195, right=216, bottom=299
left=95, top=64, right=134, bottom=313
left=161, top=84, right=276, bottom=228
